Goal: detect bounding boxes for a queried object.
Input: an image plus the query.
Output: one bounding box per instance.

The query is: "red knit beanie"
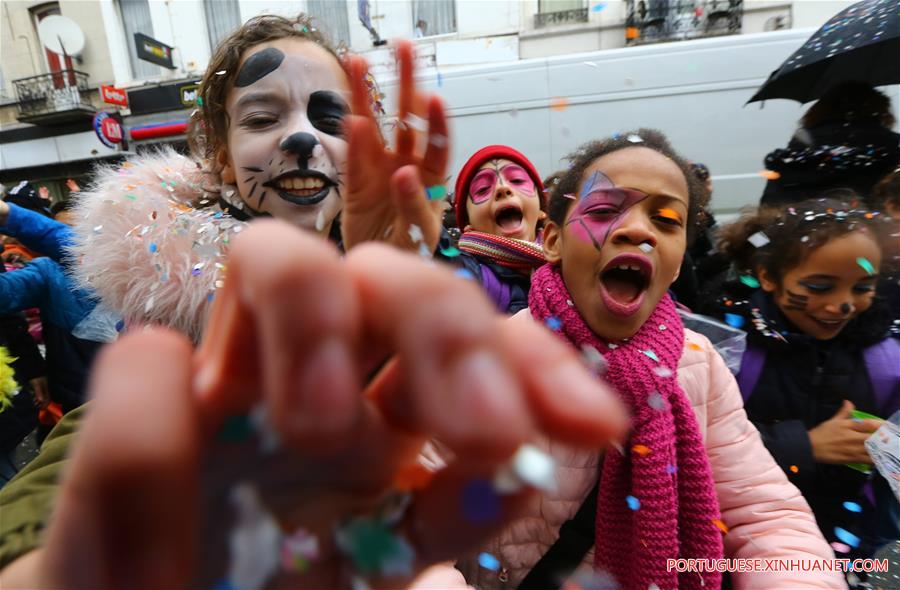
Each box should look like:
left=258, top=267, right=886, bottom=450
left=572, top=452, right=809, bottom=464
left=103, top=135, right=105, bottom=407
left=454, top=145, right=545, bottom=230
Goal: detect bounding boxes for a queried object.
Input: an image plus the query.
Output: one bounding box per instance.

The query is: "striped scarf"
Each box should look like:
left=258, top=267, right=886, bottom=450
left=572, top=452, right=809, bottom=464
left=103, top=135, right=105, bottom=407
left=457, top=231, right=545, bottom=272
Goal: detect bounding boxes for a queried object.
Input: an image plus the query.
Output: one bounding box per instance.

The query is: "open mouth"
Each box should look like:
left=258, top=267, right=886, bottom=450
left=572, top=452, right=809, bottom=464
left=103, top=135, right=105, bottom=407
left=809, top=316, right=848, bottom=332
left=264, top=170, right=335, bottom=206
left=599, top=254, right=652, bottom=317
left=494, top=204, right=525, bottom=236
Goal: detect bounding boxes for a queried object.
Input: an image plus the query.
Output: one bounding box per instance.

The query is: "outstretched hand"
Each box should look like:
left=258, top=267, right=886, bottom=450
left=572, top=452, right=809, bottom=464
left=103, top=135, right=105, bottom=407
left=341, top=40, right=449, bottom=254
left=15, top=220, right=628, bottom=590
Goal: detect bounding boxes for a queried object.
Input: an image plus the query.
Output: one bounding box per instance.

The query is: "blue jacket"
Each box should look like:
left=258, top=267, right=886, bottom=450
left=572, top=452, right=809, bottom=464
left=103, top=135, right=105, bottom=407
left=0, top=204, right=109, bottom=412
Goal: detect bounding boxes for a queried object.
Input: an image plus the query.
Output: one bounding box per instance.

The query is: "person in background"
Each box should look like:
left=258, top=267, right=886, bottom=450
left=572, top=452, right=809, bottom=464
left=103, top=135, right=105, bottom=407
left=760, top=82, right=900, bottom=208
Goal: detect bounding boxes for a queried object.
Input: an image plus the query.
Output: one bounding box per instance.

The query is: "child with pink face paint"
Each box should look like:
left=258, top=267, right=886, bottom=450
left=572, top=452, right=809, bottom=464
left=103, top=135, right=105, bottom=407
left=455, top=130, right=842, bottom=590
left=451, top=146, right=547, bottom=314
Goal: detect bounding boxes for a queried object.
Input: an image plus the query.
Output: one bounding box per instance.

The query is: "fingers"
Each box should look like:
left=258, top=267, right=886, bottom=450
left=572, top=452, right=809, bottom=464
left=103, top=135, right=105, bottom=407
left=347, top=55, right=374, bottom=119
left=850, top=418, right=883, bottom=433
left=395, top=40, right=417, bottom=156
left=420, top=95, right=450, bottom=187
left=834, top=399, right=855, bottom=418
left=347, top=243, right=534, bottom=456
left=389, top=165, right=444, bottom=251
left=344, top=114, right=383, bottom=194
left=195, top=220, right=364, bottom=452
left=44, top=328, right=200, bottom=590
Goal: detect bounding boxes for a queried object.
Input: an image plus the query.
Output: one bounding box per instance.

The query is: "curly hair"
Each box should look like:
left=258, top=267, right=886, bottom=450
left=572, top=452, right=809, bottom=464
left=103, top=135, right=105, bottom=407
left=188, top=14, right=343, bottom=178
left=800, top=82, right=896, bottom=129
left=547, top=129, right=710, bottom=244
left=717, top=195, right=898, bottom=282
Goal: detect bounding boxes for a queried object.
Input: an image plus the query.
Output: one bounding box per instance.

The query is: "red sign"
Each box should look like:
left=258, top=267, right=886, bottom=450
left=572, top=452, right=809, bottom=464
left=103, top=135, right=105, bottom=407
left=93, top=112, right=123, bottom=148
left=100, top=84, right=129, bottom=107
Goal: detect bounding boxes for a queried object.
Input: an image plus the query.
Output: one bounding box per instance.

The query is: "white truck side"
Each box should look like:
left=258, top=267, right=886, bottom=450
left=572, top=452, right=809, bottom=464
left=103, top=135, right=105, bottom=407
left=378, top=29, right=900, bottom=218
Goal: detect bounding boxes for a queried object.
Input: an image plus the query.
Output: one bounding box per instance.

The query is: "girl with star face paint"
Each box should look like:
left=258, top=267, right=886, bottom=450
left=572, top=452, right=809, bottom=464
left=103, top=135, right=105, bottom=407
left=454, top=130, right=843, bottom=590
left=711, top=198, right=899, bottom=561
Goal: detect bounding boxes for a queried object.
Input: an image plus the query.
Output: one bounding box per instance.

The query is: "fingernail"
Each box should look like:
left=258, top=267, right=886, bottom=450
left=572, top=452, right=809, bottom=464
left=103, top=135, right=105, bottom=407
left=291, top=338, right=357, bottom=435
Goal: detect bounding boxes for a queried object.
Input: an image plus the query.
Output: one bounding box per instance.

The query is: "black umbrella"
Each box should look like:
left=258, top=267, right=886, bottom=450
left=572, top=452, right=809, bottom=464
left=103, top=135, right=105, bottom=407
left=748, top=0, right=900, bottom=104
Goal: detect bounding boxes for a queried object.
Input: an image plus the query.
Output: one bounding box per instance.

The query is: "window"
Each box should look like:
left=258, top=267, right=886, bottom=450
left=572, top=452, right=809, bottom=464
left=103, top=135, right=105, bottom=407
left=535, top=0, right=588, bottom=28
left=118, top=0, right=157, bottom=79
left=31, top=2, right=76, bottom=87
left=306, top=0, right=351, bottom=47
left=538, top=0, right=585, bottom=12
left=412, top=0, right=456, bottom=37
left=204, top=0, right=242, bottom=51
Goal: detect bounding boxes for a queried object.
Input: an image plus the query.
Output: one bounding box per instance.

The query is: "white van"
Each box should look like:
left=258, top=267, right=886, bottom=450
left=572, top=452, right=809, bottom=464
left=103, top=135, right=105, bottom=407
left=379, top=29, right=900, bottom=218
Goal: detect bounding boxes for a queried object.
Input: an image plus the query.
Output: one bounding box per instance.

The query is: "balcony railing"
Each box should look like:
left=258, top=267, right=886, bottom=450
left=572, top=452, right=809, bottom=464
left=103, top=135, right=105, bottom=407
left=12, top=70, right=95, bottom=125
left=535, top=7, right=589, bottom=29
left=625, top=0, right=743, bottom=45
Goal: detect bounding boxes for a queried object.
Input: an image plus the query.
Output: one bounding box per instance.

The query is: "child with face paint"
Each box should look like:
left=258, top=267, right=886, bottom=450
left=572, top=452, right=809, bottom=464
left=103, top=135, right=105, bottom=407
left=64, top=15, right=449, bottom=342
left=711, top=197, right=900, bottom=561
left=451, top=146, right=548, bottom=314
left=455, top=130, right=843, bottom=590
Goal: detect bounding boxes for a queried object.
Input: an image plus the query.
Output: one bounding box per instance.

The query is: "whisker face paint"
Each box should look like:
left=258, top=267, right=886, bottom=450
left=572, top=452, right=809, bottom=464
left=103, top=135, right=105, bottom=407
left=565, top=170, right=649, bottom=251
left=784, top=290, right=809, bottom=311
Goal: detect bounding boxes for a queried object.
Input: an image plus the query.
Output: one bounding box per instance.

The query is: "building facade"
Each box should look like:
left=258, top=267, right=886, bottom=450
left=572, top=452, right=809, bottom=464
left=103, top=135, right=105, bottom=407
left=0, top=0, right=858, bottom=198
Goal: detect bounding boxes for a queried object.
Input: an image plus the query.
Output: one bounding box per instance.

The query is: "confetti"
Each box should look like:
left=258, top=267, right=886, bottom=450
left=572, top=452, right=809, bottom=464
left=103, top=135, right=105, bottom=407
left=280, top=529, right=319, bottom=572
left=215, top=70, right=227, bottom=75
left=144, top=296, right=155, bottom=313
left=494, top=444, right=557, bottom=494
left=712, top=519, right=729, bottom=534
left=403, top=113, right=428, bottom=132
left=93, top=225, right=103, bottom=233
left=425, top=185, right=447, bottom=201
left=455, top=268, right=475, bottom=281
left=747, top=231, right=770, bottom=248
left=439, top=245, right=460, bottom=258
left=789, top=465, right=799, bottom=473
left=626, top=495, right=641, bottom=510
left=315, top=210, right=326, bottom=232
left=641, top=349, right=659, bottom=362
left=196, top=97, right=203, bottom=106
left=687, top=342, right=702, bottom=351
left=653, top=366, right=673, bottom=378
left=724, top=313, right=745, bottom=329
left=591, top=2, right=607, bottom=12
left=149, top=242, right=159, bottom=253
left=462, top=479, right=501, bottom=523
left=115, top=320, right=125, bottom=332
left=666, top=464, right=678, bottom=475
left=550, top=97, right=569, bottom=111
left=478, top=552, right=501, bottom=571
left=429, top=133, right=448, bottom=148
left=834, top=527, right=860, bottom=548
left=739, top=275, right=760, bottom=288
left=632, top=444, right=651, bottom=456
left=546, top=316, right=563, bottom=331
left=335, top=518, right=414, bottom=576
left=856, top=257, right=875, bottom=275
left=581, top=344, right=608, bottom=375
left=436, top=71, right=443, bottom=87
left=759, top=169, right=781, bottom=180
left=647, top=391, right=667, bottom=411
left=626, top=134, right=643, bottom=143
left=830, top=542, right=851, bottom=554
left=648, top=585, right=660, bottom=590
left=563, top=193, right=576, bottom=200
left=394, top=464, right=434, bottom=491
left=638, top=242, right=654, bottom=253
left=843, top=501, right=862, bottom=513
left=407, top=224, right=424, bottom=243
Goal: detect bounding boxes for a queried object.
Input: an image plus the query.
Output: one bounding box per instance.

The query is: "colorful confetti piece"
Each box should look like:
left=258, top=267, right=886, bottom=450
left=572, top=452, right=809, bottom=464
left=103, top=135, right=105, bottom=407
left=842, top=501, right=862, bottom=513
left=724, top=313, right=745, bottom=329
left=462, top=479, right=501, bottom=523
left=653, top=367, right=673, bottom=378
left=626, top=495, right=641, bottom=510
left=712, top=519, right=729, bottom=534
left=648, top=391, right=667, bottom=411
left=739, top=275, right=760, bottom=288
left=591, top=2, right=607, bottom=12
left=393, top=464, right=434, bottom=492
left=455, top=268, right=476, bottom=281
left=638, top=242, right=654, bottom=253
left=546, top=316, right=563, bottom=331
left=149, top=242, right=158, bottom=253
left=687, top=342, right=702, bottom=351
left=439, top=246, right=461, bottom=258
left=627, top=134, right=643, bottom=143
left=641, top=349, right=659, bottom=362
left=478, top=552, right=501, bottom=571
left=759, top=170, right=781, bottom=180
left=747, top=231, right=770, bottom=248
left=632, top=444, right=651, bottom=456
left=834, top=527, right=860, bottom=548
left=425, top=185, right=447, bottom=201
left=550, top=97, right=569, bottom=111
left=856, top=257, right=875, bottom=275
left=666, top=464, right=678, bottom=475
left=789, top=465, right=799, bottom=473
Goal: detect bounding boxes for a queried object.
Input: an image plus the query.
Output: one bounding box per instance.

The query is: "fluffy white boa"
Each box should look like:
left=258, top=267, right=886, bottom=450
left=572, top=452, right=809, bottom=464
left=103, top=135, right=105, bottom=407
left=69, top=148, right=246, bottom=343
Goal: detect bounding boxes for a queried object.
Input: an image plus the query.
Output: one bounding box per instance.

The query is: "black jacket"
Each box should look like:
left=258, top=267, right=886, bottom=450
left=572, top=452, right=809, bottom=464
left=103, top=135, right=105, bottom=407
left=760, top=122, right=900, bottom=208
left=712, top=288, right=898, bottom=554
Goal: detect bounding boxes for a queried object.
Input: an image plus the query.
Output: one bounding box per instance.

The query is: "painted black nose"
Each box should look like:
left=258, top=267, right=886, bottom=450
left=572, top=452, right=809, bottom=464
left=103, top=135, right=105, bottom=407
left=280, top=132, right=319, bottom=169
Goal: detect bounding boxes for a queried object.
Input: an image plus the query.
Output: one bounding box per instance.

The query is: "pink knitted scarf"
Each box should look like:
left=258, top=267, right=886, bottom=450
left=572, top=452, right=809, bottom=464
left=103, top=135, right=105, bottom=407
left=529, top=264, right=723, bottom=590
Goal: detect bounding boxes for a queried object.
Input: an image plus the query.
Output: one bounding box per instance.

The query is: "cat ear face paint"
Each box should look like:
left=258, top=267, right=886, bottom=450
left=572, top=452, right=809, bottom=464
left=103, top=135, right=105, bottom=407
left=565, top=171, right=649, bottom=251
left=468, top=162, right=536, bottom=205
left=234, top=47, right=285, bottom=88
left=784, top=290, right=809, bottom=311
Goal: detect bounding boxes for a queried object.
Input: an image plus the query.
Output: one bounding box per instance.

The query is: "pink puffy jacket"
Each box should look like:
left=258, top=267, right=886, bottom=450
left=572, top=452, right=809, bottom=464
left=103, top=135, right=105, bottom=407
left=421, top=320, right=846, bottom=590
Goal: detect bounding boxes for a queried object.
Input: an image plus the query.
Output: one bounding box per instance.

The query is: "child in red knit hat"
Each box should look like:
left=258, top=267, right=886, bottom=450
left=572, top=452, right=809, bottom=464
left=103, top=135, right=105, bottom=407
left=452, top=145, right=547, bottom=314
left=455, top=130, right=843, bottom=590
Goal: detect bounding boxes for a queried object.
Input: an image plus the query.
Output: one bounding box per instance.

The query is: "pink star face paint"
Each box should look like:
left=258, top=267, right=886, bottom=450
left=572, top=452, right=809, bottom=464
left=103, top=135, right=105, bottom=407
left=468, top=163, right=536, bottom=205
left=565, top=171, right=650, bottom=251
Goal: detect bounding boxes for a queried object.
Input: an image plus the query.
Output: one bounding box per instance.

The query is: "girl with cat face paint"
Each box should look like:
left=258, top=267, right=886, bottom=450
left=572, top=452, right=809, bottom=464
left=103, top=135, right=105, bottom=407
left=710, top=198, right=899, bottom=563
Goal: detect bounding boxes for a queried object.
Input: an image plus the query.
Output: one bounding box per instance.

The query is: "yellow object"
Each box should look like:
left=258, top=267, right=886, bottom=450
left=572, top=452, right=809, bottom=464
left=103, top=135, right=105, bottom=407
left=0, top=346, right=20, bottom=412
